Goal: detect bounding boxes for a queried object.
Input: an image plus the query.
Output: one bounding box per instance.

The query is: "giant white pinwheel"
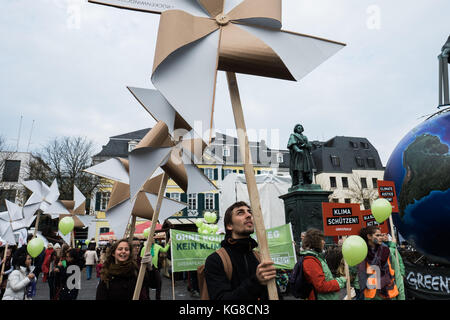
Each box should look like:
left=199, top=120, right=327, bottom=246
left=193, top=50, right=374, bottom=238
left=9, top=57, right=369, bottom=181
left=44, top=185, right=86, bottom=218
left=22, top=179, right=60, bottom=228
left=90, top=0, right=345, bottom=142
left=0, top=202, right=18, bottom=246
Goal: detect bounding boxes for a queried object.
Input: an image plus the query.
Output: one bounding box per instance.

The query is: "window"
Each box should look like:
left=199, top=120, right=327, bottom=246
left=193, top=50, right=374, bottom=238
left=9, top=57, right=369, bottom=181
left=349, top=141, right=358, bottom=149
left=99, top=227, right=109, bottom=234
left=204, top=168, right=214, bottom=180
left=223, top=169, right=233, bottom=179
left=128, top=140, right=138, bottom=152
left=360, top=142, right=369, bottom=149
left=205, top=193, right=214, bottom=210
left=332, top=198, right=339, bottom=203
left=344, top=198, right=351, bottom=204
left=277, top=153, right=284, bottom=163
left=170, top=193, right=181, bottom=202
left=355, top=156, right=365, bottom=167
left=0, top=189, right=17, bottom=211
left=330, top=155, right=340, bottom=167
left=363, top=199, right=371, bottom=210
left=2, top=160, right=21, bottom=182
left=100, top=192, right=111, bottom=211
left=223, top=146, right=230, bottom=157
left=330, top=177, right=337, bottom=188
left=360, top=178, right=368, bottom=189
left=342, top=177, right=349, bottom=188
left=188, top=193, right=197, bottom=210
left=367, top=157, right=376, bottom=168
left=372, top=178, right=378, bottom=189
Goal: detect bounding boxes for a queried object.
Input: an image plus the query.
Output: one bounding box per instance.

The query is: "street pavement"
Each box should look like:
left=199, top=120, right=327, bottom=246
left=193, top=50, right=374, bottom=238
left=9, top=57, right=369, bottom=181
left=33, top=269, right=296, bottom=300
left=33, top=269, right=199, bottom=300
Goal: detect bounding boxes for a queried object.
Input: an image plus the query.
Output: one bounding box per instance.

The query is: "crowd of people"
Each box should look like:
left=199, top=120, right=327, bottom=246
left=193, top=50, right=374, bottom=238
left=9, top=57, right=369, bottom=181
left=1, top=201, right=408, bottom=301
left=0, top=234, right=171, bottom=301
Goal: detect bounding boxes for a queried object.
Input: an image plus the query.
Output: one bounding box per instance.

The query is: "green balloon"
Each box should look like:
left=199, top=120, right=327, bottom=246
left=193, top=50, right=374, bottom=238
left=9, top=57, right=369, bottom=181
left=143, top=228, right=150, bottom=238
left=58, top=217, right=75, bottom=236
left=85, top=240, right=90, bottom=246
left=204, top=212, right=217, bottom=224
left=195, top=220, right=204, bottom=228
left=27, top=237, right=44, bottom=258
left=342, top=236, right=368, bottom=266
left=371, top=198, right=392, bottom=223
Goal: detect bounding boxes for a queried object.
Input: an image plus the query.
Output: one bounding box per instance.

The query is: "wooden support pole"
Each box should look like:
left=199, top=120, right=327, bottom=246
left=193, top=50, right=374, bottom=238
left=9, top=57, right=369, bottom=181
left=172, top=270, right=176, bottom=300
left=0, top=243, right=9, bottom=285
left=132, top=173, right=169, bottom=300
left=388, top=215, right=400, bottom=268
left=127, top=215, right=137, bottom=242
left=33, top=210, right=42, bottom=239
left=342, top=236, right=352, bottom=300
left=226, top=71, right=278, bottom=300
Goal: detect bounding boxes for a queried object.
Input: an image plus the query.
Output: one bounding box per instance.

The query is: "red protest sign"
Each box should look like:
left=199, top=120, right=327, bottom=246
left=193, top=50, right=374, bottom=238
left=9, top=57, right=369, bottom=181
left=321, top=203, right=362, bottom=236
left=360, top=210, right=389, bottom=234
left=377, top=180, right=399, bottom=212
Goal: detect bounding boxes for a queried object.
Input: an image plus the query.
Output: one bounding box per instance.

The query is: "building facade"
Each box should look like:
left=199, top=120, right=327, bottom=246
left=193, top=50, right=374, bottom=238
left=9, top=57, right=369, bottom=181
left=0, top=151, right=45, bottom=211
left=310, top=136, right=385, bottom=209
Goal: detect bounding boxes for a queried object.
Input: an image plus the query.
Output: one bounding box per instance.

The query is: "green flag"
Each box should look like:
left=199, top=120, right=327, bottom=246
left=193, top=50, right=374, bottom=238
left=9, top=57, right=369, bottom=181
left=170, top=223, right=297, bottom=272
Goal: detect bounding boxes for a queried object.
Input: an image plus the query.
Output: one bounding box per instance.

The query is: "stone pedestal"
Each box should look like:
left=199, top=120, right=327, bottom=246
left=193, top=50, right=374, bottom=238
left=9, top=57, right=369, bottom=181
left=279, top=184, right=332, bottom=244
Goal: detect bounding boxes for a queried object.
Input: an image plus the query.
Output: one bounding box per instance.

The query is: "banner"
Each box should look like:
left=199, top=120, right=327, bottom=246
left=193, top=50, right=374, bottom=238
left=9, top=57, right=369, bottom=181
left=404, top=261, right=450, bottom=300
left=170, top=223, right=297, bottom=272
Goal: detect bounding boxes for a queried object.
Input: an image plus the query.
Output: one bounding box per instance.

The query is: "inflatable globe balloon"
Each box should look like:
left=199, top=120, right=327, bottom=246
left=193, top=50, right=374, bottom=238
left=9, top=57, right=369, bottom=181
left=371, top=198, right=392, bottom=223
left=342, top=236, right=368, bottom=266
left=384, top=110, right=450, bottom=263
left=58, top=216, right=75, bottom=236
left=27, top=237, right=44, bottom=258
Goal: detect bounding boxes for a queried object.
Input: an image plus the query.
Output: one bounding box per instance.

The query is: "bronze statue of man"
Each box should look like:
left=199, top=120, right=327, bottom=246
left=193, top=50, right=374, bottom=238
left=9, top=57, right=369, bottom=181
left=287, top=124, right=315, bottom=189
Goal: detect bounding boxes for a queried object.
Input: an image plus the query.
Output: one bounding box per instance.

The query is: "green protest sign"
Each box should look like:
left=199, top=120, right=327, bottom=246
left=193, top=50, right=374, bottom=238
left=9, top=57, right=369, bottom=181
left=170, top=223, right=297, bottom=272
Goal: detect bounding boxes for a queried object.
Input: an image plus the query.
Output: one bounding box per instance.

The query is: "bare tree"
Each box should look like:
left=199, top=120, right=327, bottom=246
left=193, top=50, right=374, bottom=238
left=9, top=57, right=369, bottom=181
left=347, top=173, right=378, bottom=209
left=35, top=136, right=100, bottom=203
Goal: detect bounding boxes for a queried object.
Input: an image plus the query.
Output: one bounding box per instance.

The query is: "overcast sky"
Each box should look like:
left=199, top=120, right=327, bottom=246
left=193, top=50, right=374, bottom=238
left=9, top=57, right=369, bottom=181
left=1, top=0, right=449, bottom=165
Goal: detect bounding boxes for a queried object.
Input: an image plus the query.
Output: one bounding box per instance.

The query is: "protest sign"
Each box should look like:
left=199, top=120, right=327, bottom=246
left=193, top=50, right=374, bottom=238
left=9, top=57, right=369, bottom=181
left=321, top=203, right=362, bottom=236
left=360, top=210, right=389, bottom=234
left=377, top=180, right=399, bottom=212
left=170, top=223, right=297, bottom=272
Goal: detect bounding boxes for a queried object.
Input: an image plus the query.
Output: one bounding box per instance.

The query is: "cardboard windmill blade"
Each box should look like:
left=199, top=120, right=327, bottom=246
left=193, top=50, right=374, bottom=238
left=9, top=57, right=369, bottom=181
left=127, top=86, right=191, bottom=136
left=44, top=185, right=86, bottom=218
left=128, top=121, right=210, bottom=202
left=3, top=200, right=28, bottom=232
left=84, top=157, right=130, bottom=184
left=104, top=179, right=188, bottom=240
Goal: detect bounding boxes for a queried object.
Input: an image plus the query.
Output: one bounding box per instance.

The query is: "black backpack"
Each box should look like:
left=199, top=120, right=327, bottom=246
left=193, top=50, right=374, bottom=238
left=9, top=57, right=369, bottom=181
left=289, top=254, right=315, bottom=299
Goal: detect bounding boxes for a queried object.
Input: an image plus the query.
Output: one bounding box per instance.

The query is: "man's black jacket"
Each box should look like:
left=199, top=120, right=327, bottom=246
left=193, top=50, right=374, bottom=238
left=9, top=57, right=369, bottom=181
left=204, top=236, right=268, bottom=300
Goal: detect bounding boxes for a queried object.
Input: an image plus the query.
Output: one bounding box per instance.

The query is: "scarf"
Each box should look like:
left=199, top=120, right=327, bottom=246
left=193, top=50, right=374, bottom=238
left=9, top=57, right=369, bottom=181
left=101, top=260, right=137, bottom=285
left=358, top=244, right=395, bottom=297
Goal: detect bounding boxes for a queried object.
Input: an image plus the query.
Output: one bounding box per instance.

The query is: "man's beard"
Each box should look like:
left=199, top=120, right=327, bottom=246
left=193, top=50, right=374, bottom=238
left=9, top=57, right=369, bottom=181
left=236, top=227, right=254, bottom=237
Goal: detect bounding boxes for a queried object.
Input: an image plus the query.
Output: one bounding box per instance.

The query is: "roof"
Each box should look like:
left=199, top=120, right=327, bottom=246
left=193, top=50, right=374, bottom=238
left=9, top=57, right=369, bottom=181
left=311, top=136, right=384, bottom=174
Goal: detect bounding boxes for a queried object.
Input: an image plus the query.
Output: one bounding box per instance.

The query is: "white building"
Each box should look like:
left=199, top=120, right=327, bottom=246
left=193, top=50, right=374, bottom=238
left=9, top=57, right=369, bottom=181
left=0, top=151, right=43, bottom=211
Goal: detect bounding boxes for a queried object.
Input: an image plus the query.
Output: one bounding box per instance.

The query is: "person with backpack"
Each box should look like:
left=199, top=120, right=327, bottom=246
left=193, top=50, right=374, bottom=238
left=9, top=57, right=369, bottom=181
left=203, top=201, right=277, bottom=300
left=290, top=228, right=346, bottom=300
